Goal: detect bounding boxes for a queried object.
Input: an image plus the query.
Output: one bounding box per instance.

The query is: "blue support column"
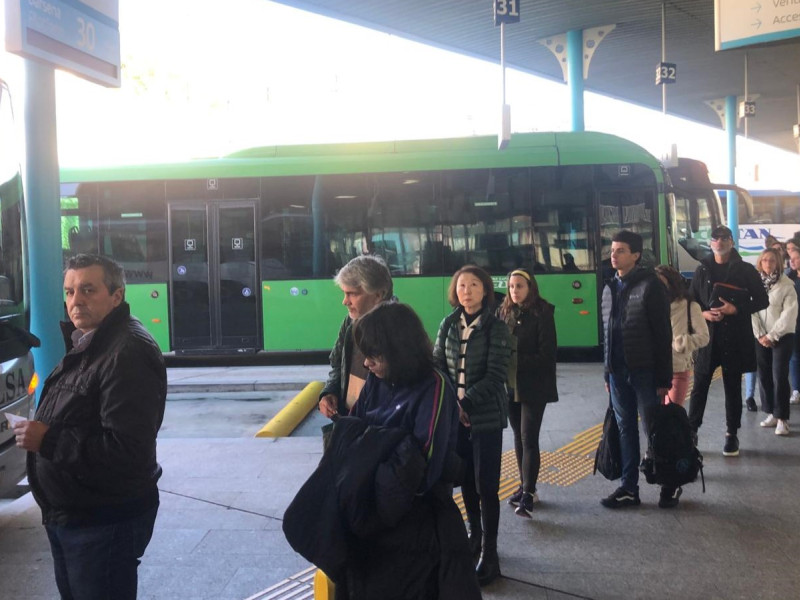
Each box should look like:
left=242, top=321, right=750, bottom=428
left=567, top=29, right=584, bottom=132
left=725, top=95, right=739, bottom=245
left=311, top=176, right=324, bottom=277
left=25, top=60, right=65, bottom=388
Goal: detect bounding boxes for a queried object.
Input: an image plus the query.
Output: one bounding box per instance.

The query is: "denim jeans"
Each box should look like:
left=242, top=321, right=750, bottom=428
left=744, top=371, right=757, bottom=399
left=608, top=367, right=659, bottom=493
left=45, top=504, right=158, bottom=600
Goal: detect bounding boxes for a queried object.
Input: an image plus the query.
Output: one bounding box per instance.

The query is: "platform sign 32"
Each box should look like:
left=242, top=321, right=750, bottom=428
left=494, top=0, right=520, bottom=25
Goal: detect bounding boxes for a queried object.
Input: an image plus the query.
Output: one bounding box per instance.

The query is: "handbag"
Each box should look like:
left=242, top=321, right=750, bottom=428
left=594, top=398, right=622, bottom=481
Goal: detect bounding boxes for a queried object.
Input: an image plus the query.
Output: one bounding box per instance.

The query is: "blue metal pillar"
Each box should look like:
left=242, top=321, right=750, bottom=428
left=25, top=60, right=65, bottom=385
left=567, top=29, right=584, bottom=132
left=725, top=95, right=739, bottom=245
left=311, top=176, right=324, bottom=277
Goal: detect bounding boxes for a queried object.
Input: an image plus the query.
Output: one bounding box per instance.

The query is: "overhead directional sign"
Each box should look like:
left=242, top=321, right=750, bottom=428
left=715, top=0, right=800, bottom=50
left=5, top=0, right=120, bottom=87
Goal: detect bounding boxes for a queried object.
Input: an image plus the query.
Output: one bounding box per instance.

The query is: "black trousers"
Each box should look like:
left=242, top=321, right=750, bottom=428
left=756, top=333, right=795, bottom=420
left=507, top=399, right=547, bottom=494
left=688, top=344, right=744, bottom=435
left=457, top=424, right=502, bottom=544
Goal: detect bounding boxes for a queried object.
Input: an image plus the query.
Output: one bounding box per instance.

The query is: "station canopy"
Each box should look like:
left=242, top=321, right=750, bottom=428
left=275, top=0, right=800, bottom=154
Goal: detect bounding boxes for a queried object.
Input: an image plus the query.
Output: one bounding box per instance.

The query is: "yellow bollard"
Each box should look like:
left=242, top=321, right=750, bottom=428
left=254, top=381, right=324, bottom=438
left=313, top=569, right=335, bottom=600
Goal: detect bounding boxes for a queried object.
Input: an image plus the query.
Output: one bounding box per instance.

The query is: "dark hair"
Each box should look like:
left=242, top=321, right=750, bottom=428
left=611, top=230, right=643, bottom=256
left=352, top=303, right=433, bottom=386
left=65, top=254, right=126, bottom=297
left=499, top=268, right=549, bottom=318
left=447, top=265, right=495, bottom=310
left=764, top=235, right=779, bottom=249
left=654, top=264, right=690, bottom=303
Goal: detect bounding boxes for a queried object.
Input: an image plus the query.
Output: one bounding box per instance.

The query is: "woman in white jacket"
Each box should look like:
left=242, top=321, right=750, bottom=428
left=655, top=265, right=710, bottom=406
left=752, top=247, right=799, bottom=436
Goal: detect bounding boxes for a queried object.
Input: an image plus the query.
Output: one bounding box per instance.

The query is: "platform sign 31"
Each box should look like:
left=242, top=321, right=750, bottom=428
left=494, top=0, right=520, bottom=25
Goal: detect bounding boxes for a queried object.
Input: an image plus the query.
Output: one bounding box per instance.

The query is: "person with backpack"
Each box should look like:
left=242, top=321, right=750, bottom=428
left=751, top=247, right=798, bottom=436
left=497, top=268, right=558, bottom=518
left=600, top=231, right=673, bottom=508
left=652, top=265, right=709, bottom=507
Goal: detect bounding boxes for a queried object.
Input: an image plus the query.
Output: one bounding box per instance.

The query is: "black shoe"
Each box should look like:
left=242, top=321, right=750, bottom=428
left=658, top=486, right=682, bottom=509
left=745, top=397, right=757, bottom=412
left=507, top=485, right=523, bottom=507
left=476, top=549, right=501, bottom=586
left=723, top=434, right=739, bottom=457
left=514, top=492, right=538, bottom=518
left=600, top=487, right=641, bottom=509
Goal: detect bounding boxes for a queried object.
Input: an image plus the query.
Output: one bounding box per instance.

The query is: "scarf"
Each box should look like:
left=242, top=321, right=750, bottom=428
left=761, top=270, right=780, bottom=293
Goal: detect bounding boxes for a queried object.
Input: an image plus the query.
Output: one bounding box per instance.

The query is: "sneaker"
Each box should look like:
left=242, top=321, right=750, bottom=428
left=791, top=391, right=800, bottom=405
left=658, top=486, right=683, bottom=509
left=507, top=485, right=523, bottom=507
left=600, top=487, right=640, bottom=509
left=760, top=414, right=778, bottom=428
left=723, top=434, right=739, bottom=457
left=745, top=397, right=757, bottom=412
left=514, top=492, right=539, bottom=517
left=776, top=419, right=790, bottom=436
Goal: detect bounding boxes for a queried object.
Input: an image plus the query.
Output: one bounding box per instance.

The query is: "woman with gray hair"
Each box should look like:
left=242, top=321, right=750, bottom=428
left=318, top=255, right=394, bottom=418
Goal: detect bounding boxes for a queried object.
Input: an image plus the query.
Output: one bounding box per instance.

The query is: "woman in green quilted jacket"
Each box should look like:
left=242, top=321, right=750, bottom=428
left=433, top=265, right=512, bottom=587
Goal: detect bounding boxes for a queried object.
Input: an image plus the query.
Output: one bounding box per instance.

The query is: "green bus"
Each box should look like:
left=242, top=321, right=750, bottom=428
left=59, top=132, right=726, bottom=356
left=0, top=79, right=40, bottom=497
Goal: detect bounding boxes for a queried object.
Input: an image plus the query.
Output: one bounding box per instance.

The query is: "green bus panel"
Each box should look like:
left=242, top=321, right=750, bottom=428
left=261, top=278, right=449, bottom=352
left=517, top=274, right=599, bottom=348
left=126, top=283, right=170, bottom=352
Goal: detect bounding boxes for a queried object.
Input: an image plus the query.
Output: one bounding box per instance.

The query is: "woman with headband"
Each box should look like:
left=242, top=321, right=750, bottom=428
left=498, top=268, right=558, bottom=517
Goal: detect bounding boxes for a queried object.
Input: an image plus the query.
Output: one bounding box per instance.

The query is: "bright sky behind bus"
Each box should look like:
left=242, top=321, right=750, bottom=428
left=0, top=0, right=797, bottom=188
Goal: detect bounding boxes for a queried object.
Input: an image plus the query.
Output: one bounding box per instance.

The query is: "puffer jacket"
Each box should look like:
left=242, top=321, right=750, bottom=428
left=669, top=298, right=710, bottom=372
left=601, top=266, right=673, bottom=389
left=433, top=308, right=512, bottom=432
left=751, top=275, right=799, bottom=342
left=27, top=302, right=166, bottom=526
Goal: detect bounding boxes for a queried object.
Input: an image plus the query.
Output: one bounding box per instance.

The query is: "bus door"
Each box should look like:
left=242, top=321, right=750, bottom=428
left=168, top=201, right=260, bottom=353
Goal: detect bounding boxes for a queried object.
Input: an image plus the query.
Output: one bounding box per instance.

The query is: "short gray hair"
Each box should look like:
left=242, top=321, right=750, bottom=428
left=334, top=255, right=393, bottom=299
left=65, top=254, right=126, bottom=296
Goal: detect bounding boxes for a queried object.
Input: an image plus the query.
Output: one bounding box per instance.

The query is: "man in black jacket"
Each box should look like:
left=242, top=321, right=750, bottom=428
left=600, top=231, right=672, bottom=508
left=688, top=225, right=769, bottom=457
left=12, top=254, right=166, bottom=600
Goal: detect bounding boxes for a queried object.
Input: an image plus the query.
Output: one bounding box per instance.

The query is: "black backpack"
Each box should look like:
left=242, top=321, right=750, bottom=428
left=641, top=402, right=705, bottom=491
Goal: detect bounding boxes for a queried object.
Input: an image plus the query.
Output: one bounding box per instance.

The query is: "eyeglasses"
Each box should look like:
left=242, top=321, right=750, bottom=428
left=711, top=235, right=731, bottom=241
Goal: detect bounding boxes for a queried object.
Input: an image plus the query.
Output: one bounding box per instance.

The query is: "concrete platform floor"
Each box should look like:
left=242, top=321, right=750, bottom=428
left=1, top=362, right=799, bottom=599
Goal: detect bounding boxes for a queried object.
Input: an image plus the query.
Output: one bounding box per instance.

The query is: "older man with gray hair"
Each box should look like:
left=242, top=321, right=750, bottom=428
left=318, top=255, right=394, bottom=417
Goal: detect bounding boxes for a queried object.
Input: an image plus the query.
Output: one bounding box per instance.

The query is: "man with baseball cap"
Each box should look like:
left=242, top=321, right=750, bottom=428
left=688, top=225, right=768, bottom=456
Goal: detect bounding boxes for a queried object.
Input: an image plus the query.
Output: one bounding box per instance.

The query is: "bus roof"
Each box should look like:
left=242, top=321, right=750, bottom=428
left=60, top=131, right=662, bottom=183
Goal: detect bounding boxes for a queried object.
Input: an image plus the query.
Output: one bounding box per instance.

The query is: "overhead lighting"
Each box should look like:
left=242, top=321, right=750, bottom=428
left=120, top=212, right=143, bottom=218
left=474, top=201, right=497, bottom=207
left=289, top=204, right=305, bottom=209
left=335, top=195, right=357, bottom=199
left=402, top=179, right=419, bottom=185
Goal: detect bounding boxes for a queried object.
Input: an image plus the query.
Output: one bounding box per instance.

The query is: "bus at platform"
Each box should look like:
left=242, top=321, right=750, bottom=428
left=0, top=79, right=40, bottom=497
left=58, top=132, right=740, bottom=356
left=719, top=189, right=800, bottom=264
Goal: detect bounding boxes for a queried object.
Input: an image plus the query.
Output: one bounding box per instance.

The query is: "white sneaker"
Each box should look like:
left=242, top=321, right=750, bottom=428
left=791, top=391, right=800, bottom=405
left=776, top=420, right=790, bottom=436
left=760, top=414, right=778, bottom=427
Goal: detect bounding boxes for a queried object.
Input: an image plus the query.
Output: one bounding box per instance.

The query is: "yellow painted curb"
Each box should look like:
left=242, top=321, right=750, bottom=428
left=254, top=381, right=324, bottom=438
left=313, top=569, right=335, bottom=600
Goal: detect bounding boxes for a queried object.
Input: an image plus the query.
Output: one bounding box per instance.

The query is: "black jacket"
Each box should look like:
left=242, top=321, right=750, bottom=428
left=283, top=417, right=480, bottom=600
left=27, top=302, right=166, bottom=526
left=502, top=303, right=559, bottom=405
left=601, top=266, right=673, bottom=389
left=689, top=249, right=769, bottom=374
